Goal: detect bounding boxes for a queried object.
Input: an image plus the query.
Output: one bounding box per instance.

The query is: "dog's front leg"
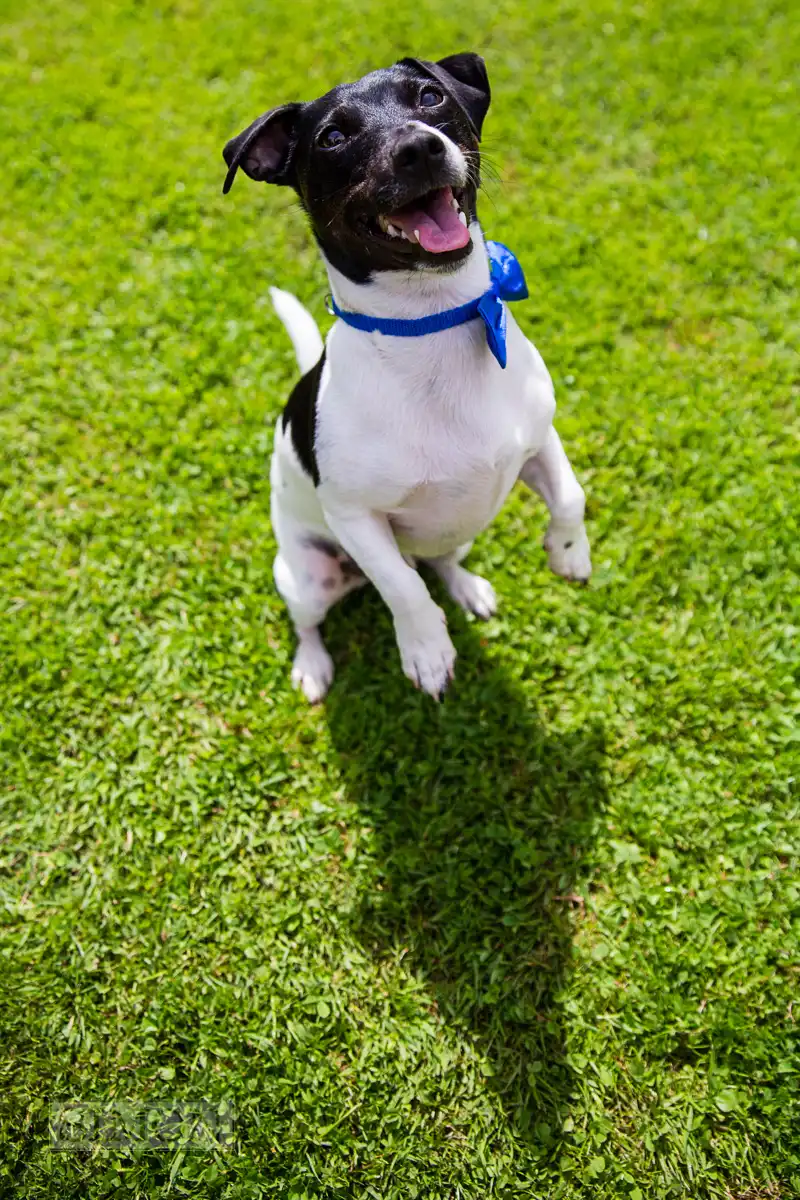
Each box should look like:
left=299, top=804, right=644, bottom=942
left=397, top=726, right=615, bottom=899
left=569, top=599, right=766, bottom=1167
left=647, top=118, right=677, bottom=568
left=322, top=505, right=456, bottom=698
left=519, top=427, right=592, bottom=582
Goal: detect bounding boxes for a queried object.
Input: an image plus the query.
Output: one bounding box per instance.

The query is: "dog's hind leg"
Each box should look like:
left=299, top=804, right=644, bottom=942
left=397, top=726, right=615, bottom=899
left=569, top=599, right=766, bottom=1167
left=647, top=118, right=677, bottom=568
left=425, top=544, right=498, bottom=620
left=273, top=538, right=366, bottom=703
left=286, top=622, right=334, bottom=705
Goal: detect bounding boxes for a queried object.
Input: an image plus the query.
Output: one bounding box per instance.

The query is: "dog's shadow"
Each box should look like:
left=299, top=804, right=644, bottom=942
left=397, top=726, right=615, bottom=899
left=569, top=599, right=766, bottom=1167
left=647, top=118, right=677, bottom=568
left=323, top=586, right=607, bottom=1150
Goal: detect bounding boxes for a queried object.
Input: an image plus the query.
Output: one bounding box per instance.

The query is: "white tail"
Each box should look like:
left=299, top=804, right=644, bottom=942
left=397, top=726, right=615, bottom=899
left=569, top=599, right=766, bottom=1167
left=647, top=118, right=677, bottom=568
left=269, top=287, right=324, bottom=376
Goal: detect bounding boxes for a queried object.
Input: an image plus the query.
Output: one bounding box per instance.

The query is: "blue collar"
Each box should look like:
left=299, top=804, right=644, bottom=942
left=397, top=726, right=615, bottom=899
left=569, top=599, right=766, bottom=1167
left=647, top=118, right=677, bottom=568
left=328, top=240, right=528, bottom=370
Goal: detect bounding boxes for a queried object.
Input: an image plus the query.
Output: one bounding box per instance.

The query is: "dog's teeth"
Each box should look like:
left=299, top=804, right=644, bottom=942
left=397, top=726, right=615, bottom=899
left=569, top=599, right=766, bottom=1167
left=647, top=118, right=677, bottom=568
left=413, top=229, right=420, bottom=243
left=451, top=196, right=459, bottom=210
left=400, top=230, right=410, bottom=241
left=378, top=217, right=403, bottom=238
left=379, top=216, right=399, bottom=237
left=458, top=211, right=468, bottom=226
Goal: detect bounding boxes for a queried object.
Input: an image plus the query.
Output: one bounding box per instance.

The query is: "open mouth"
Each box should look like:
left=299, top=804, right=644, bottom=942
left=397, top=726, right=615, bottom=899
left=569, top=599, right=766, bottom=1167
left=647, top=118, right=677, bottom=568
left=372, top=186, right=471, bottom=254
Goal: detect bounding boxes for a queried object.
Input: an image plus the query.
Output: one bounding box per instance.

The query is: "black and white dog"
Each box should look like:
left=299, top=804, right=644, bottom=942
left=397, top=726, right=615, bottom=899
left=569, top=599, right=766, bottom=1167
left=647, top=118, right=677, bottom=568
left=223, top=53, right=591, bottom=702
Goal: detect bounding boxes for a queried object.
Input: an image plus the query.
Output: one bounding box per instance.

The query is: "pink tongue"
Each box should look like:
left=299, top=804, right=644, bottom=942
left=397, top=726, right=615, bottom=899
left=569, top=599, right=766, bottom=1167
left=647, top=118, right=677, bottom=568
left=390, top=186, right=470, bottom=253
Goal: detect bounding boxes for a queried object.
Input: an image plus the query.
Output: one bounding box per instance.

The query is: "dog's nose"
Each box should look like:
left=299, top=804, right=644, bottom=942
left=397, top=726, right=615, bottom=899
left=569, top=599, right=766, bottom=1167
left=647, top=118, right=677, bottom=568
left=392, top=129, right=446, bottom=173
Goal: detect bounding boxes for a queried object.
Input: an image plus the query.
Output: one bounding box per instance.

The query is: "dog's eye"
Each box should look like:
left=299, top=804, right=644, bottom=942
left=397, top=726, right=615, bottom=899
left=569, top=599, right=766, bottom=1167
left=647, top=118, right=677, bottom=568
left=319, top=126, right=347, bottom=148
left=419, top=87, right=444, bottom=108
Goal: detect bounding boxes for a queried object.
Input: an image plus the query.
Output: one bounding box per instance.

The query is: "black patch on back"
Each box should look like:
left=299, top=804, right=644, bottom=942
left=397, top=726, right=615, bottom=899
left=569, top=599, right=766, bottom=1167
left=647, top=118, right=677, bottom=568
left=282, top=350, right=325, bottom=485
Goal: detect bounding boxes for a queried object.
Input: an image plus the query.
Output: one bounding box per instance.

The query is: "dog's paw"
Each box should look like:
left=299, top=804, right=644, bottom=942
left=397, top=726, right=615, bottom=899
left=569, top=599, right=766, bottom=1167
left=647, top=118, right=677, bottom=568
left=444, top=566, right=497, bottom=620
left=545, top=523, right=592, bottom=583
left=291, top=637, right=334, bottom=704
left=396, top=606, right=456, bottom=699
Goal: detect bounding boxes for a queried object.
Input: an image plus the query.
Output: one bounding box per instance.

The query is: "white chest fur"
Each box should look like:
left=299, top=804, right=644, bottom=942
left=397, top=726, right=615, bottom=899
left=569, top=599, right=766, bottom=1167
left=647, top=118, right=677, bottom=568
left=309, top=231, right=555, bottom=557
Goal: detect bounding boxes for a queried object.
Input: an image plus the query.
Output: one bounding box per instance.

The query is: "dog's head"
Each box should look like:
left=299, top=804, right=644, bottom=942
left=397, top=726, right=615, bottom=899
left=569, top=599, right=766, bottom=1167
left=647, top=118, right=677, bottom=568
left=222, top=54, right=490, bottom=282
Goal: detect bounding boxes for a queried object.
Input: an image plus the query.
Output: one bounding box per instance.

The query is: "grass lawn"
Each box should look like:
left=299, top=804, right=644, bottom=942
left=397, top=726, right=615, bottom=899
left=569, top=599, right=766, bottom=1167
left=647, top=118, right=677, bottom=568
left=1, top=0, right=799, bottom=1195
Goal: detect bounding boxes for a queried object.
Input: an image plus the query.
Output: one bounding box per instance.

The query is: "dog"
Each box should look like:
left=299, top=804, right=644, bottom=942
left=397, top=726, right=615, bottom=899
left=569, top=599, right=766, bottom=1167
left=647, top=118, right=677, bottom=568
left=223, top=53, right=591, bottom=702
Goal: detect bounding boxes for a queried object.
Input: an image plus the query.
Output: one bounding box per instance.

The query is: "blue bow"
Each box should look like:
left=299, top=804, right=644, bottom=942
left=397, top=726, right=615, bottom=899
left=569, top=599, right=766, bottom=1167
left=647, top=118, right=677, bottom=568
left=328, top=240, right=528, bottom=369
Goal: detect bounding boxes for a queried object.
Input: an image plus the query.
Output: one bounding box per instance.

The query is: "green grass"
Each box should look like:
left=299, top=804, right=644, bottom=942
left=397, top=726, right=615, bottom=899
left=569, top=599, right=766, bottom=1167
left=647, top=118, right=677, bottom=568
left=1, top=0, right=799, bottom=1195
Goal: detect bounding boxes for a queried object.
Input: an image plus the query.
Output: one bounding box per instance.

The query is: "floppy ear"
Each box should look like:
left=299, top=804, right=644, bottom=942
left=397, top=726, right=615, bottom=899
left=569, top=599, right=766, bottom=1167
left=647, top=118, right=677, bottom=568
left=401, top=52, right=491, bottom=139
left=222, top=103, right=303, bottom=194
left=435, top=53, right=491, bottom=137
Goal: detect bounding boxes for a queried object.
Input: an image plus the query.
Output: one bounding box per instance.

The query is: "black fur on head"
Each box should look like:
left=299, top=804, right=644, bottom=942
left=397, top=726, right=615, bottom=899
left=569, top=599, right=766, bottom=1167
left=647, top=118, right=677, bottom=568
left=222, top=54, right=491, bottom=283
